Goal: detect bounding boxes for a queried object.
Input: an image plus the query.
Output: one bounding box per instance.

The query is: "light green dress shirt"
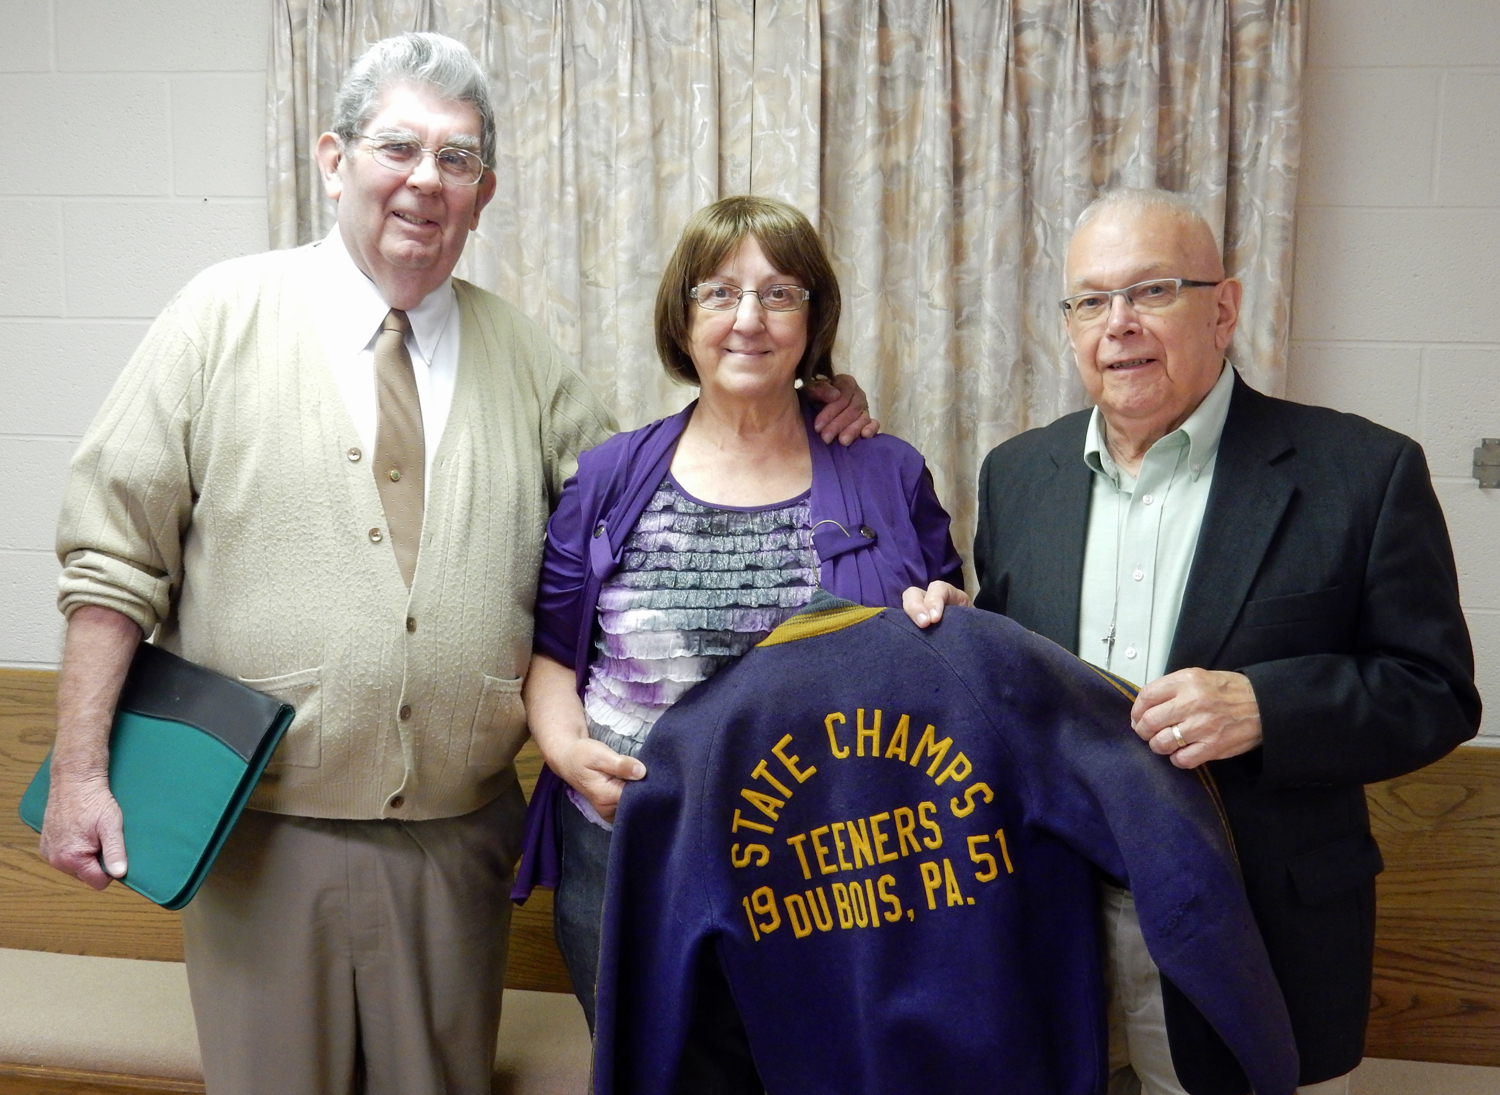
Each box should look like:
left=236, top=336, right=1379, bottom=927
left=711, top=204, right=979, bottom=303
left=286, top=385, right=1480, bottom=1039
left=1077, top=364, right=1235, bottom=688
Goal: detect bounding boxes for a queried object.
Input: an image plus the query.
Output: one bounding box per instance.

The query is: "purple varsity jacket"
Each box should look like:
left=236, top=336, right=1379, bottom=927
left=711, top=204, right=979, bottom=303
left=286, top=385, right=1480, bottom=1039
left=513, top=399, right=963, bottom=899
left=593, top=596, right=1300, bottom=1095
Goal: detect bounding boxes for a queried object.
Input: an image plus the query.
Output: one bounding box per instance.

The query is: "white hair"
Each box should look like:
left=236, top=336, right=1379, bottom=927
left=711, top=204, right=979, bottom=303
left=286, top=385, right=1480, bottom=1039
left=332, top=33, right=495, bottom=167
left=1073, top=189, right=1216, bottom=246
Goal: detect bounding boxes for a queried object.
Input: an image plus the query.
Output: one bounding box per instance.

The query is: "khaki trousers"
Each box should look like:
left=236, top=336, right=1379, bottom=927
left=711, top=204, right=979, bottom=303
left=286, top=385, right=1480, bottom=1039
left=1103, top=885, right=1351, bottom=1095
left=181, top=778, right=525, bottom=1095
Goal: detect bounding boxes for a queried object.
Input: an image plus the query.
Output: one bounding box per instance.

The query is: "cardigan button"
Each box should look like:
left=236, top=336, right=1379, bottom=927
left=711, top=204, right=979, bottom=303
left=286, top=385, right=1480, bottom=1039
left=859, top=525, right=875, bottom=539
left=390, top=794, right=405, bottom=810
left=406, top=617, right=417, bottom=633
left=399, top=704, right=412, bottom=720
left=369, top=528, right=383, bottom=543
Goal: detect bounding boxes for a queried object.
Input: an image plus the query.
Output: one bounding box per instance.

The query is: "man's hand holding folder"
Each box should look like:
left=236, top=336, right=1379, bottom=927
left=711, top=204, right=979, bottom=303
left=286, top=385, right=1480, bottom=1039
left=39, top=604, right=141, bottom=889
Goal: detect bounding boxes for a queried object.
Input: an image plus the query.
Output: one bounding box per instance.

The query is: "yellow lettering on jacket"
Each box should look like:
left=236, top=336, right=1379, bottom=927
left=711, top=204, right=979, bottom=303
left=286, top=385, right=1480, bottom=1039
left=920, top=861, right=943, bottom=910
left=750, top=759, right=793, bottom=799
left=784, top=893, right=813, bottom=938
left=849, top=878, right=870, bottom=927
left=786, top=833, right=813, bottom=880
left=950, top=782, right=994, bottom=818
left=732, top=810, right=774, bottom=835
left=856, top=708, right=881, bottom=756
left=810, top=826, right=838, bottom=875
left=741, top=787, right=785, bottom=822
left=830, top=822, right=853, bottom=871
left=869, top=812, right=899, bottom=864
left=847, top=818, right=875, bottom=869
left=771, top=734, right=817, bottom=783
left=746, top=885, right=781, bottom=935
left=806, top=887, right=834, bottom=931
left=942, top=858, right=965, bottom=907
left=934, top=752, right=972, bottom=787
left=918, top=801, right=943, bottom=849
left=909, top=724, right=952, bottom=777
left=831, top=882, right=855, bottom=929
left=894, top=807, right=920, bottom=857
left=824, top=712, right=850, bottom=759
left=731, top=843, right=770, bottom=869
left=884, top=714, right=910, bottom=762
left=878, top=874, right=903, bottom=922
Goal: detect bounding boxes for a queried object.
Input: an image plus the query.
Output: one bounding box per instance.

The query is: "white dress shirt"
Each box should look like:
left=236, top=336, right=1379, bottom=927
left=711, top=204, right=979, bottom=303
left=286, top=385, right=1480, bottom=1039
left=1076, top=362, right=1235, bottom=687
left=307, top=225, right=459, bottom=489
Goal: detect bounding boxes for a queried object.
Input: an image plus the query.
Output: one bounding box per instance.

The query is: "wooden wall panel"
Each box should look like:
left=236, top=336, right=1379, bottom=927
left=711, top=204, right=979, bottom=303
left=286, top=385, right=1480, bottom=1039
left=0, top=670, right=571, bottom=993
left=1364, top=746, right=1500, bottom=1066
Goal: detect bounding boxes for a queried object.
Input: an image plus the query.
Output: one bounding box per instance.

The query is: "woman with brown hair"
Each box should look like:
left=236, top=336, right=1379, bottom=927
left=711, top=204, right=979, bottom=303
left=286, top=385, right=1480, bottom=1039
left=515, top=196, right=965, bottom=1044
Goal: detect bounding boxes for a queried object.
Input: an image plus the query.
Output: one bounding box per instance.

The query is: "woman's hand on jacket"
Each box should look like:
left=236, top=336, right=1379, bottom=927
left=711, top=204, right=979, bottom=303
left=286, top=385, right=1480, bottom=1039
left=903, top=580, right=970, bottom=629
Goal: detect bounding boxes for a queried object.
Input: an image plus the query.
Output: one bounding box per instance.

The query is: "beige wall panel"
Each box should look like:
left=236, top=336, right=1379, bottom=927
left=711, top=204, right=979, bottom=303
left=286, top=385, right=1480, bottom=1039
left=1300, top=69, right=1439, bottom=207
left=0, top=76, right=170, bottom=197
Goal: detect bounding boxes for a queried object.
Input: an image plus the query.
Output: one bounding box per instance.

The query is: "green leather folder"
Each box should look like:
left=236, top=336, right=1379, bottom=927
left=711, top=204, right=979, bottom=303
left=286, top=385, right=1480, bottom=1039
left=19, top=643, right=295, bottom=910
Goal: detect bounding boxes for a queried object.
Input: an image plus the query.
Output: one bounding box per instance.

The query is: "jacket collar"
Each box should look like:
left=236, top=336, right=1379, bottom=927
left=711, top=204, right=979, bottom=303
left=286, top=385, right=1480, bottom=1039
left=1028, top=413, right=1094, bottom=651
left=1166, top=373, right=1296, bottom=671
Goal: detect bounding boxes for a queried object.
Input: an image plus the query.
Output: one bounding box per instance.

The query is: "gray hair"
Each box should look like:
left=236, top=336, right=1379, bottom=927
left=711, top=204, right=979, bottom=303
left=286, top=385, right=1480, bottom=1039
left=332, top=33, right=496, bottom=168
left=1073, top=188, right=1216, bottom=247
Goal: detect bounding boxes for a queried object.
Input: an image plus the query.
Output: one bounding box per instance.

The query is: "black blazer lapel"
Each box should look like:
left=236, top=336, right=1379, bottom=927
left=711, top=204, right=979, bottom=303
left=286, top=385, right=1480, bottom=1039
left=1027, top=420, right=1092, bottom=653
left=1168, top=376, right=1296, bottom=673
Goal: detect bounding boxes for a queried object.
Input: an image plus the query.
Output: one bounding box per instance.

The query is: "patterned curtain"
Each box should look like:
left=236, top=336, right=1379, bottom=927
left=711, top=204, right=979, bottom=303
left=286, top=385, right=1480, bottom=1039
left=268, top=0, right=1303, bottom=574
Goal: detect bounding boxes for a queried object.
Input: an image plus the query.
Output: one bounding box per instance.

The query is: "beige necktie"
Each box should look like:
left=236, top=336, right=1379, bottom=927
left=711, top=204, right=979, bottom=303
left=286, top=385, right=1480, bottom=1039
left=373, top=309, right=424, bottom=586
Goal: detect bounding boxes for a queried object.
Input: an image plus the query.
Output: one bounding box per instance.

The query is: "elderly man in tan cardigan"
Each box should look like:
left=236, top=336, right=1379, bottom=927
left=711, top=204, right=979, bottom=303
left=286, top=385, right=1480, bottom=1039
left=38, top=33, right=867, bottom=1095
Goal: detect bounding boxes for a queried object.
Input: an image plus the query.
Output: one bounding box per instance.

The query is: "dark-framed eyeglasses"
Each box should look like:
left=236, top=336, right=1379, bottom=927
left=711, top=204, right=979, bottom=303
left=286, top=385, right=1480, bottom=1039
left=689, top=282, right=811, bottom=312
left=1059, top=277, right=1222, bottom=325
left=354, top=134, right=487, bottom=186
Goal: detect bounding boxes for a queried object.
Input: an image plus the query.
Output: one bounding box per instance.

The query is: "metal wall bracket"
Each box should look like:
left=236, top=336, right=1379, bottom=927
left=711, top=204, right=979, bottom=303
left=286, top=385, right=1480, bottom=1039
left=1475, top=438, right=1500, bottom=489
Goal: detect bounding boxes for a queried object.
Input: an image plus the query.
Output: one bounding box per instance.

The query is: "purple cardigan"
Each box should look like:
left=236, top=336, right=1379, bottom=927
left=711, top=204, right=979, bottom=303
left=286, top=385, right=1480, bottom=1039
left=513, top=399, right=962, bottom=900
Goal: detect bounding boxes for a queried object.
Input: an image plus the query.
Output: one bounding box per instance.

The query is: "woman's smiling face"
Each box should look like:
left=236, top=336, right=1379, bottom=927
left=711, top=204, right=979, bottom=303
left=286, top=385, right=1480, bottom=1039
left=687, top=235, right=809, bottom=405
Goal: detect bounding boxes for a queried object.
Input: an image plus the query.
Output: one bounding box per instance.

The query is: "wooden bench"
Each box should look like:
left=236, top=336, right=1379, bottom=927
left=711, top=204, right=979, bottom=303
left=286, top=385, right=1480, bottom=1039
left=3, top=668, right=1498, bottom=1090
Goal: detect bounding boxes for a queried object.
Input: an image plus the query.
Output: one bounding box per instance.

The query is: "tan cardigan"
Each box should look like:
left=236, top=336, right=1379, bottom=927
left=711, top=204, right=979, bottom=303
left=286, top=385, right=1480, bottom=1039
left=57, top=246, right=615, bottom=819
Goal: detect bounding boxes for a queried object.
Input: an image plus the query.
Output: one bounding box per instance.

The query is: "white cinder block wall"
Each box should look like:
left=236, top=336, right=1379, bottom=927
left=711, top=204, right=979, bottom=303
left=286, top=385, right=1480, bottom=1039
left=0, top=0, right=268, bottom=665
left=0, top=0, right=1494, bottom=749
left=1290, top=0, right=1499, bottom=744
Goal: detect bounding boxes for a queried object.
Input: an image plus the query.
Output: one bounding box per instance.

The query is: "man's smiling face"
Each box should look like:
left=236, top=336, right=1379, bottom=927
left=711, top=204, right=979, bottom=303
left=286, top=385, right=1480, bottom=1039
left=1063, top=205, right=1239, bottom=445
left=316, top=81, right=495, bottom=309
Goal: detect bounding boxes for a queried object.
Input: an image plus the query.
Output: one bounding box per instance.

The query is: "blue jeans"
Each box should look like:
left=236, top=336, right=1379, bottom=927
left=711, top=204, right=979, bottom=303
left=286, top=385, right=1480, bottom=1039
left=553, top=794, right=611, bottom=1031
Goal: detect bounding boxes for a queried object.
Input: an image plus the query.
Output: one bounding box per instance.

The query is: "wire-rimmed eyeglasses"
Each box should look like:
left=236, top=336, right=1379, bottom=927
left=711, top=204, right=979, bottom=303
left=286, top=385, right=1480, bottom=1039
left=1059, top=277, right=1221, bottom=324
left=689, top=283, right=811, bottom=312
left=354, top=134, right=487, bottom=186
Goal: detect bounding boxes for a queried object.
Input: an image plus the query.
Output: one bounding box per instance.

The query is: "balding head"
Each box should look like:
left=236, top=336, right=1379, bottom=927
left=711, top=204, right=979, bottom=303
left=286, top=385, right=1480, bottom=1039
left=1061, top=189, right=1241, bottom=470
left=1069, top=189, right=1224, bottom=280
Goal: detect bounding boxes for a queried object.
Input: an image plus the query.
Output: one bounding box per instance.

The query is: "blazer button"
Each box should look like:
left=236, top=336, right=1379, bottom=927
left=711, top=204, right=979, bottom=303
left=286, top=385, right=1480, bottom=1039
left=369, top=528, right=383, bottom=543
left=399, top=704, right=412, bottom=720
left=859, top=525, right=875, bottom=539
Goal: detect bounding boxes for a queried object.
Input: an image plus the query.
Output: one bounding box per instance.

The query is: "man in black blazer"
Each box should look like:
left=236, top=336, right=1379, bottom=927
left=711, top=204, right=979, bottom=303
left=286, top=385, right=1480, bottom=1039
left=921, top=191, right=1480, bottom=1094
